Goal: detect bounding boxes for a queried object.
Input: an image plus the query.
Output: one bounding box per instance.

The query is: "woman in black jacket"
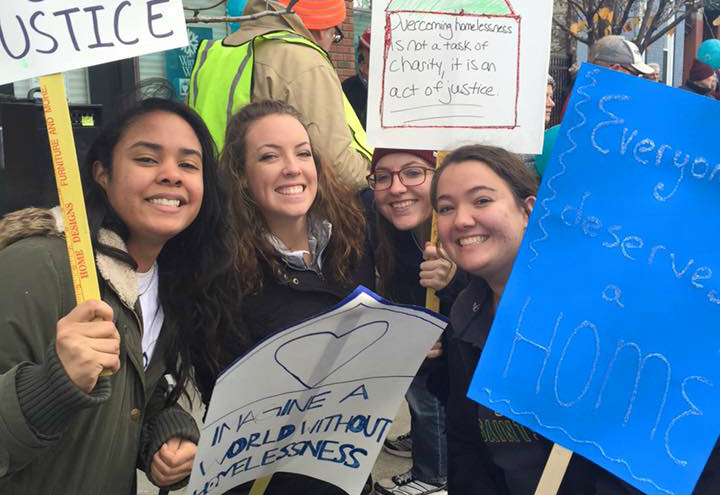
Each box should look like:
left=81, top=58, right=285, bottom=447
left=430, top=145, right=591, bottom=495
left=217, top=100, right=374, bottom=495
left=366, top=148, right=466, bottom=495
left=429, top=145, right=720, bottom=495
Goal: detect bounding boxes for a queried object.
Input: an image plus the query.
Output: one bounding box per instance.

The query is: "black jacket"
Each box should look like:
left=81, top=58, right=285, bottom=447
left=225, top=243, right=375, bottom=495
left=242, top=248, right=376, bottom=345
left=436, top=277, right=592, bottom=495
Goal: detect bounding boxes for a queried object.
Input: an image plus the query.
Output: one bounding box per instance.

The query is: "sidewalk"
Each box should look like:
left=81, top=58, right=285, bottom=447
left=137, top=402, right=411, bottom=495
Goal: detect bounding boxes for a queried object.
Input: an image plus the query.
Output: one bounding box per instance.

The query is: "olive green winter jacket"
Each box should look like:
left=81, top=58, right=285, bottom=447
left=0, top=208, right=199, bottom=495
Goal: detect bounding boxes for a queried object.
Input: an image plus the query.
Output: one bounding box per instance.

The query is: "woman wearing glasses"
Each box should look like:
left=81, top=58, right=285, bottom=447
left=366, top=149, right=466, bottom=495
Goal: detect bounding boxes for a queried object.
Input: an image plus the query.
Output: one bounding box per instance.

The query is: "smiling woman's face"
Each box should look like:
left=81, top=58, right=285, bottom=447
left=94, top=110, right=204, bottom=248
left=373, top=152, right=434, bottom=231
left=244, top=113, right=318, bottom=230
left=435, top=160, right=534, bottom=282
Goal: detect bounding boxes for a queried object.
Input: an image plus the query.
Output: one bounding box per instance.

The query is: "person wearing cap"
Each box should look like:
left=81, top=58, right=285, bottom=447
left=588, top=35, right=655, bottom=77
left=365, top=148, right=464, bottom=495
left=342, top=26, right=371, bottom=129
left=189, top=0, right=372, bottom=190
left=680, top=59, right=718, bottom=98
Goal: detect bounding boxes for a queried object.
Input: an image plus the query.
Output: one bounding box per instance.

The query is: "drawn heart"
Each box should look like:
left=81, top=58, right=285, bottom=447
left=274, top=321, right=389, bottom=389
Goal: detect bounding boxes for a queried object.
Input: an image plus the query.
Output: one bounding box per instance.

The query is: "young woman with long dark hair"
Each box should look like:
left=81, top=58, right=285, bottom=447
left=0, top=97, right=236, bottom=494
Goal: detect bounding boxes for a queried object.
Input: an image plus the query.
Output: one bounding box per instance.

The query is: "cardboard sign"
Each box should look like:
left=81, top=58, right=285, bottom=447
left=366, top=0, right=553, bottom=153
left=468, top=65, right=720, bottom=495
left=187, top=287, right=446, bottom=495
left=1, top=0, right=188, bottom=86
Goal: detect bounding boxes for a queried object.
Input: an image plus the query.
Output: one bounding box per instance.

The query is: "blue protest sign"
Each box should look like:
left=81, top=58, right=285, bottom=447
left=468, top=64, right=720, bottom=495
left=165, top=27, right=214, bottom=100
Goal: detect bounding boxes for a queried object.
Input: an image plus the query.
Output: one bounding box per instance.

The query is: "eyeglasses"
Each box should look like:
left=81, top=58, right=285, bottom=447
left=367, top=167, right=434, bottom=191
left=332, top=26, right=344, bottom=44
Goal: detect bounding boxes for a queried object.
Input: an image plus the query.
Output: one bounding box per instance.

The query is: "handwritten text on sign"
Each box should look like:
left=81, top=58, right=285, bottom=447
left=0, top=0, right=188, bottom=85
left=367, top=0, right=554, bottom=154
left=381, top=11, right=519, bottom=129
left=188, top=287, right=445, bottom=495
left=469, top=65, right=720, bottom=495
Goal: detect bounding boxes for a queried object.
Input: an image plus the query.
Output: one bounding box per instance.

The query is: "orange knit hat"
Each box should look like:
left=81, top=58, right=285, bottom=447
left=277, top=0, right=346, bottom=30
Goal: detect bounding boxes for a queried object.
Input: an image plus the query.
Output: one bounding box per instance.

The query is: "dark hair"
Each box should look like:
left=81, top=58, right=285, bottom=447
left=221, top=100, right=366, bottom=295
left=375, top=215, right=430, bottom=300
left=430, top=145, right=538, bottom=215
left=82, top=97, right=242, bottom=405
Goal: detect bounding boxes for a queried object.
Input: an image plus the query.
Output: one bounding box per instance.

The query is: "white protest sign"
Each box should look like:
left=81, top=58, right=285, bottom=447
left=367, top=0, right=553, bottom=154
left=0, top=0, right=188, bottom=86
left=187, top=287, right=446, bottom=495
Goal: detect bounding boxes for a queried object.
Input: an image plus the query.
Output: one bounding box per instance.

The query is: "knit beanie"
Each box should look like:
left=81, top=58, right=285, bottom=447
left=371, top=148, right=436, bottom=172
left=689, top=59, right=715, bottom=82
left=277, top=0, right=346, bottom=30
left=359, top=26, right=371, bottom=50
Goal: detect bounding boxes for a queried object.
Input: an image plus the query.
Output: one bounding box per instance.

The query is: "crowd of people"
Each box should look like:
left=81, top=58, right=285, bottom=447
left=0, top=0, right=718, bottom=494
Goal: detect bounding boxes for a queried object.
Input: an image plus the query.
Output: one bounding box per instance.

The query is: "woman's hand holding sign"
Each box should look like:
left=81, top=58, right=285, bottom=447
left=152, top=437, right=197, bottom=487
left=420, top=242, right=457, bottom=291
left=55, top=300, right=120, bottom=393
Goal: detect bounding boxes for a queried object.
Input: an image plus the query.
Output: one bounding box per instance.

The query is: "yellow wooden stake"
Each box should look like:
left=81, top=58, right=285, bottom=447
left=249, top=475, right=272, bottom=495
left=424, top=213, right=440, bottom=312
left=424, top=151, right=447, bottom=312
left=533, top=443, right=573, bottom=495
left=40, top=73, right=110, bottom=376
left=40, top=73, right=100, bottom=302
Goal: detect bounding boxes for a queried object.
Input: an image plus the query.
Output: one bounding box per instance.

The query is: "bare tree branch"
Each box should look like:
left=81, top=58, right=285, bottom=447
left=642, top=5, right=699, bottom=48
left=183, top=0, right=228, bottom=12
left=635, top=0, right=657, bottom=43
left=553, top=16, right=590, bottom=44
left=186, top=10, right=288, bottom=23
left=561, top=0, right=700, bottom=49
left=617, top=0, right=638, bottom=35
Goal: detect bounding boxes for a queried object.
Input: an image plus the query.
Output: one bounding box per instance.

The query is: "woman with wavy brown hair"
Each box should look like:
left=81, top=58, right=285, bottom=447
left=214, top=100, right=375, bottom=495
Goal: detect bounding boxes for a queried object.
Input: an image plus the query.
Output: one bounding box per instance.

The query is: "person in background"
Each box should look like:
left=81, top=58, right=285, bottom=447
left=430, top=145, right=592, bottom=495
left=0, top=98, right=236, bottom=494
left=587, top=35, right=655, bottom=77
left=189, top=0, right=371, bottom=190
left=343, top=26, right=371, bottom=130
left=217, top=100, right=375, bottom=495
left=545, top=74, right=556, bottom=128
left=559, top=37, right=652, bottom=123
left=647, top=62, right=661, bottom=82
left=521, top=74, right=556, bottom=171
left=367, top=148, right=467, bottom=495
left=680, top=59, right=718, bottom=98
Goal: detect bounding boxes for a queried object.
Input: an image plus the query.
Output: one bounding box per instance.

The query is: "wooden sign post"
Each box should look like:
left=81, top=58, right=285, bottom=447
left=39, top=73, right=101, bottom=304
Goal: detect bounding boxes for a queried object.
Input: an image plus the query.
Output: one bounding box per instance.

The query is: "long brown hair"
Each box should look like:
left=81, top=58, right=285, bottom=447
left=221, top=100, right=366, bottom=293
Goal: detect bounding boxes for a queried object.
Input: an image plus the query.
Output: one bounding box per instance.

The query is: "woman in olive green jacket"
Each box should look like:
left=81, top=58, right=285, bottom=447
left=0, top=98, right=237, bottom=494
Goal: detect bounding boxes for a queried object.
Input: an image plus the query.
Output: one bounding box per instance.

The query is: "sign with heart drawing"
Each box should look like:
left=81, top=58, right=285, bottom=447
left=187, top=286, right=446, bottom=495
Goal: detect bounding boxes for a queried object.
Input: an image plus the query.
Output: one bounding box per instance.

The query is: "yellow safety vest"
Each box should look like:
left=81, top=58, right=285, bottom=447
left=189, top=30, right=372, bottom=159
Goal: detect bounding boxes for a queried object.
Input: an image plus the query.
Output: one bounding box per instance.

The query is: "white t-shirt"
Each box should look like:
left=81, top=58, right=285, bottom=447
left=137, top=263, right=165, bottom=370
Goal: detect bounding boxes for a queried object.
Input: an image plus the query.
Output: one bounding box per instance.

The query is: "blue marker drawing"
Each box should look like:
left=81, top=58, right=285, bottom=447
left=274, top=321, right=389, bottom=389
